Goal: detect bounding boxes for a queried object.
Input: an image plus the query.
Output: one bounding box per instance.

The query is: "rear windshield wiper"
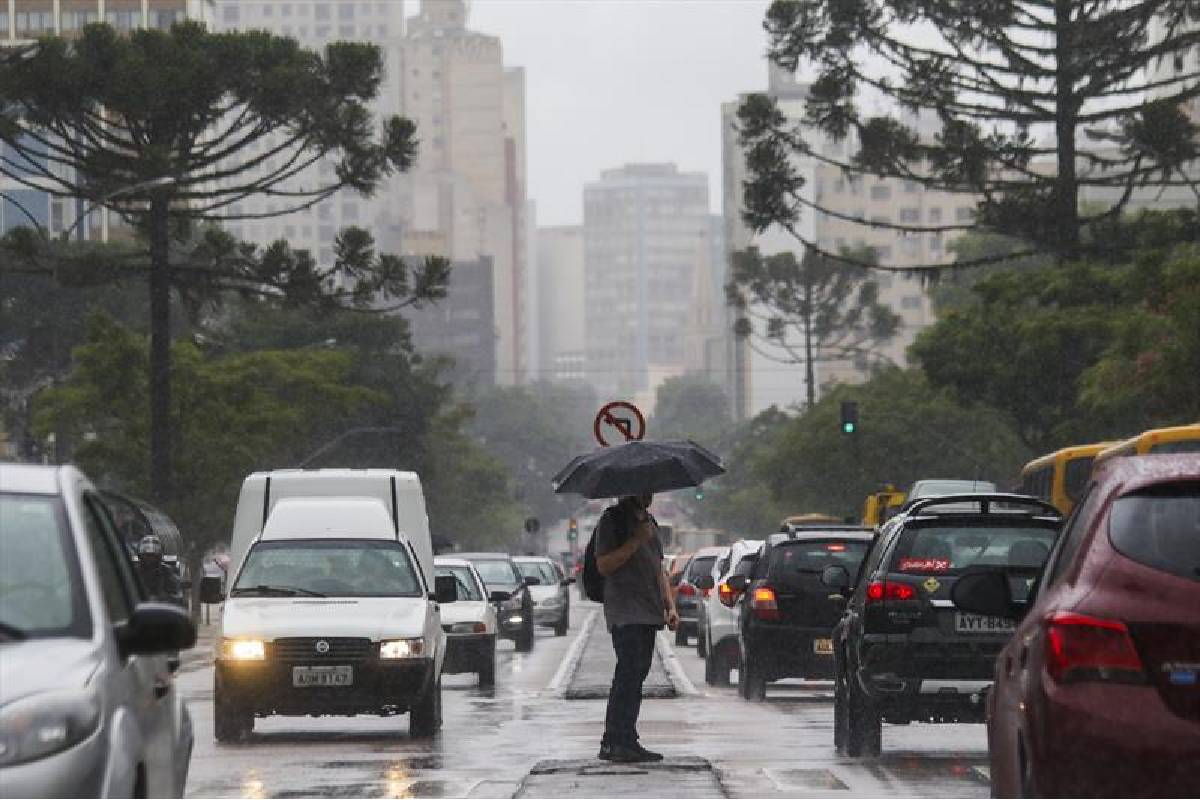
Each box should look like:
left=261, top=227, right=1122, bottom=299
left=232, top=584, right=327, bottom=598
left=0, top=621, right=28, bottom=641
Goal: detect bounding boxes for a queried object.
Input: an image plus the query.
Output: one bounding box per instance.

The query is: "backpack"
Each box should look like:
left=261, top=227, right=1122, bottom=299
left=582, top=505, right=653, bottom=603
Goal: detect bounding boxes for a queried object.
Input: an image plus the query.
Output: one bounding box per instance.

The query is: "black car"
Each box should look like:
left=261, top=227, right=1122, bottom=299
left=825, top=494, right=1061, bottom=756
left=730, top=526, right=875, bottom=700
left=458, top=553, right=536, bottom=653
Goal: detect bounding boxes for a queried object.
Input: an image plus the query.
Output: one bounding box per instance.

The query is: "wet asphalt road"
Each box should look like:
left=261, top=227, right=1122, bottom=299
left=180, top=600, right=990, bottom=798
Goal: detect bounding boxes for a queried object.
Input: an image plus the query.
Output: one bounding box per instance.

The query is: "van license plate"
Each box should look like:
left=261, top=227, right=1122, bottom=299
left=293, top=665, right=353, bottom=687
left=955, top=613, right=1015, bottom=633
left=813, top=638, right=833, bottom=655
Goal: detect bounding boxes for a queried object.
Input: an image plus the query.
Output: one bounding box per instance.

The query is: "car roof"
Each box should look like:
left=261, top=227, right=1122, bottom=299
left=0, top=463, right=71, bottom=495
left=767, top=529, right=874, bottom=547
left=512, top=555, right=552, bottom=562
left=692, top=546, right=726, bottom=557
left=898, top=492, right=1060, bottom=521
left=455, top=552, right=514, bottom=560
left=434, top=557, right=475, bottom=568
left=1091, top=452, right=1200, bottom=495
left=260, top=497, right=399, bottom=541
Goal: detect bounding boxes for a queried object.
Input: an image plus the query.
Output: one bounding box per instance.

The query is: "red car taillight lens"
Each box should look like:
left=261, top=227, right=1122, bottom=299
left=718, top=581, right=738, bottom=607
left=1044, top=611, right=1145, bottom=684
left=677, top=583, right=696, bottom=597
left=865, top=580, right=916, bottom=605
left=751, top=586, right=780, bottom=621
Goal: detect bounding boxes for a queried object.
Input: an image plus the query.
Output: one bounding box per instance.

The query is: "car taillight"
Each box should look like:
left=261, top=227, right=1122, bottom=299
left=718, top=581, right=737, bottom=607
left=751, top=586, right=780, bottom=621
left=1044, top=611, right=1145, bottom=684
left=702, top=586, right=712, bottom=598
left=678, top=583, right=696, bottom=597
left=865, top=580, right=916, bottom=605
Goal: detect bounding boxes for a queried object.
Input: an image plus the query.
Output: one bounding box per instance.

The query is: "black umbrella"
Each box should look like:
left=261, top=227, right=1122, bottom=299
left=552, top=440, right=726, bottom=499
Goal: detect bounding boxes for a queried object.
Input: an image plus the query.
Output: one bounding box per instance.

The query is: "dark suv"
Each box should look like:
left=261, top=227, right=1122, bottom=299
left=731, top=527, right=875, bottom=700
left=459, top=553, right=536, bottom=652
left=826, top=494, right=1061, bottom=756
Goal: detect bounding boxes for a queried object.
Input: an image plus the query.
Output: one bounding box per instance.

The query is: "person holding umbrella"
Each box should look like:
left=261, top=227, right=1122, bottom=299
left=553, top=439, right=724, bottom=764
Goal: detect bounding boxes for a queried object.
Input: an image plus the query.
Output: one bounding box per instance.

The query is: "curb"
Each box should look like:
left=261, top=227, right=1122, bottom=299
left=546, top=609, right=599, bottom=696
left=655, top=630, right=700, bottom=697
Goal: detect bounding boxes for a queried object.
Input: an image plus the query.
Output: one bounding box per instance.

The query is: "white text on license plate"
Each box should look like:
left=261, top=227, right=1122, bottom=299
left=813, top=638, right=833, bottom=655
left=293, top=665, right=353, bottom=687
left=955, top=613, right=1015, bottom=633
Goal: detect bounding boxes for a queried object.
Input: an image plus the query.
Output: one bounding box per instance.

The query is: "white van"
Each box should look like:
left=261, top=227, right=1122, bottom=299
left=215, top=470, right=455, bottom=741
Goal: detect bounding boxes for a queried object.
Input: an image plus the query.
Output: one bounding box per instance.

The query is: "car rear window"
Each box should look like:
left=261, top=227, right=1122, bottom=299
left=687, top=556, right=716, bottom=581
left=767, top=539, right=870, bottom=585
left=1108, top=482, right=1199, bottom=583
left=891, top=524, right=1058, bottom=574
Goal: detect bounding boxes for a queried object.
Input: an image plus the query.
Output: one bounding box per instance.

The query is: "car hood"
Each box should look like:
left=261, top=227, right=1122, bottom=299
left=528, top=585, right=560, bottom=602
left=439, top=600, right=491, bottom=626
left=222, top=597, right=429, bottom=640
left=0, top=638, right=99, bottom=704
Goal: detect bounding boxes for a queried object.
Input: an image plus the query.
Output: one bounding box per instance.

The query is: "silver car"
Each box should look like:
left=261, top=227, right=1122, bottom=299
left=512, top=556, right=573, bottom=636
left=0, top=464, right=196, bottom=798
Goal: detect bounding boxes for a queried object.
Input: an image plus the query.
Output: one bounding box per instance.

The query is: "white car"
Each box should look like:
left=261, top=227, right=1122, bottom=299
left=215, top=494, right=457, bottom=741
left=0, top=464, right=195, bottom=797
left=512, top=556, right=573, bottom=636
left=434, top=558, right=498, bottom=686
left=697, top=539, right=763, bottom=685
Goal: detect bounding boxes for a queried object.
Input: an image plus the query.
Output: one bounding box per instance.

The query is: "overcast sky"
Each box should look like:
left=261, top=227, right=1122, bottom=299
left=443, top=0, right=774, bottom=226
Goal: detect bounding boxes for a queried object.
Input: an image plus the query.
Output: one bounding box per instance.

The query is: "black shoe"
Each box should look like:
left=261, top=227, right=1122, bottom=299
left=606, top=744, right=651, bottom=763
left=597, top=743, right=613, bottom=761
left=632, top=743, right=663, bottom=761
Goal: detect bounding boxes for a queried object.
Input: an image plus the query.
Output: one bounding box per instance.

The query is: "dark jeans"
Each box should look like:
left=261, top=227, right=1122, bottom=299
left=603, top=624, right=658, bottom=748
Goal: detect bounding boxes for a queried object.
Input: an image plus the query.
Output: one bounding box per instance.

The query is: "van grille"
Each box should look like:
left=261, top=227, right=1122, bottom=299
left=271, top=637, right=374, bottom=662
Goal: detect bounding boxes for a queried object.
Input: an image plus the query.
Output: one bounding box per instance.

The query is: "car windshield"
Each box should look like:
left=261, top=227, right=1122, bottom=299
left=515, top=560, right=559, bottom=585
left=0, top=494, right=90, bottom=640
left=469, top=559, right=520, bottom=587
left=1109, top=482, right=1199, bottom=583
left=436, top=565, right=484, bottom=601
left=893, top=525, right=1058, bottom=574
left=233, top=540, right=421, bottom=598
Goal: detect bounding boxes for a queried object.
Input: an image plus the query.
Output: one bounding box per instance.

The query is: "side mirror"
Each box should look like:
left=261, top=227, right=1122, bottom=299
left=820, top=564, right=851, bottom=590
left=199, top=575, right=224, bottom=604
left=696, top=575, right=715, bottom=592
left=489, top=590, right=512, bottom=603
left=434, top=574, right=458, bottom=604
left=523, top=575, right=541, bottom=586
left=561, top=577, right=576, bottom=586
left=115, top=602, right=196, bottom=657
left=950, top=569, right=1020, bottom=619
left=725, top=574, right=750, bottom=593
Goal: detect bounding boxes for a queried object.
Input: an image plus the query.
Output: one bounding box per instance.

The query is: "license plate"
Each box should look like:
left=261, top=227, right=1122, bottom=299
left=955, top=613, right=1015, bottom=633
left=293, top=665, right=353, bottom=687
left=813, top=638, right=833, bottom=655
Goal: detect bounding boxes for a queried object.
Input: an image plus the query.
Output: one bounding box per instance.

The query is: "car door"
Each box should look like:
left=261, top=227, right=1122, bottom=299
left=80, top=492, right=183, bottom=797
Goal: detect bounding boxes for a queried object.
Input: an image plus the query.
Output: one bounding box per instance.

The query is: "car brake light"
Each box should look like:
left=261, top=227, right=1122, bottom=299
left=1044, top=611, right=1145, bottom=684
left=718, top=581, right=738, bottom=607
left=826, top=543, right=846, bottom=551
left=702, top=587, right=712, bottom=598
left=865, top=580, right=917, bottom=605
left=678, top=583, right=696, bottom=597
left=751, top=586, right=780, bottom=621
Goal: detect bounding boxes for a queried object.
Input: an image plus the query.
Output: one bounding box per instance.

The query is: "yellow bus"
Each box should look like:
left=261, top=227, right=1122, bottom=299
left=861, top=486, right=906, bottom=527
left=1094, top=423, right=1200, bottom=466
left=1019, top=442, right=1113, bottom=517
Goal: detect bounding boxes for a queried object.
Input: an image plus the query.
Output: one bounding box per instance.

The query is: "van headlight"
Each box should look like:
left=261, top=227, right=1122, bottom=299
left=0, top=689, right=101, bottom=767
left=219, top=638, right=265, bottom=661
left=380, top=638, right=425, bottom=659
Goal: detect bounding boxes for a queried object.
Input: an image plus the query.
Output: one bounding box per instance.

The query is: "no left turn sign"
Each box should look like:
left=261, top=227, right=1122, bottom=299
left=593, top=401, right=646, bottom=447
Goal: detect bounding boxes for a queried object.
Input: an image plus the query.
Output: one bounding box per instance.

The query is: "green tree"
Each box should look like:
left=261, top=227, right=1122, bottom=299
left=728, top=246, right=899, bottom=407
left=739, top=1, right=1200, bottom=267
left=650, top=373, right=733, bottom=448
left=1, top=22, right=447, bottom=501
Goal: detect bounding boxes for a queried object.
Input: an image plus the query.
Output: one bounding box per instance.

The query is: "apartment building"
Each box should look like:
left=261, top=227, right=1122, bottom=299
left=536, top=225, right=586, bottom=384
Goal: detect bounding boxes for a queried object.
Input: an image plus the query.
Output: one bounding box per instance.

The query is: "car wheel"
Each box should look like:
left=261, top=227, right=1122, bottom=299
left=516, top=617, right=535, bottom=652
left=674, top=624, right=688, bottom=646
left=1017, top=737, right=1039, bottom=798
left=704, top=645, right=718, bottom=685
left=846, top=677, right=881, bottom=757
left=833, top=671, right=849, bottom=752
left=478, top=648, right=496, bottom=688
left=213, top=693, right=252, bottom=743
left=697, top=625, right=708, bottom=658
left=409, top=676, right=442, bottom=737
left=741, top=654, right=766, bottom=701
left=554, top=610, right=569, bottom=637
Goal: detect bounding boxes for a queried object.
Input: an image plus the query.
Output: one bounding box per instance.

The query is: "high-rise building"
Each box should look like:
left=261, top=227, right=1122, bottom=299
left=583, top=163, right=712, bottom=409
left=536, top=225, right=586, bottom=383
left=407, top=256, right=496, bottom=386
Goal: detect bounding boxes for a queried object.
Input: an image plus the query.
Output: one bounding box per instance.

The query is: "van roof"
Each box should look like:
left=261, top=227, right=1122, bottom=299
left=247, top=468, right=421, bottom=483
left=260, top=497, right=399, bottom=542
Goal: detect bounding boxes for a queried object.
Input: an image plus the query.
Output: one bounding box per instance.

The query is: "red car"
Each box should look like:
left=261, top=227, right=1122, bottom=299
left=953, top=454, right=1200, bottom=797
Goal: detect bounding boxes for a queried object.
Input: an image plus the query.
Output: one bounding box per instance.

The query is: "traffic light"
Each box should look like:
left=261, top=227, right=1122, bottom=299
left=840, top=400, right=859, bottom=434
left=567, top=518, right=578, bottom=542
left=694, top=487, right=705, bottom=501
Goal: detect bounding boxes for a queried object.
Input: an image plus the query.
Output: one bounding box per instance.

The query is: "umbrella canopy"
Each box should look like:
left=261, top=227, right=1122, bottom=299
left=552, top=440, right=725, bottom=499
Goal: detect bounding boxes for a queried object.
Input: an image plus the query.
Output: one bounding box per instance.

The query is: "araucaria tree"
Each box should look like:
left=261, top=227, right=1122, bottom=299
left=739, top=0, right=1200, bottom=267
left=0, top=22, right=448, bottom=501
left=728, top=246, right=899, bottom=407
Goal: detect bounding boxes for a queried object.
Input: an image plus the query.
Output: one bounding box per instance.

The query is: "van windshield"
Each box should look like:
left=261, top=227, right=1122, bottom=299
left=233, top=539, right=421, bottom=598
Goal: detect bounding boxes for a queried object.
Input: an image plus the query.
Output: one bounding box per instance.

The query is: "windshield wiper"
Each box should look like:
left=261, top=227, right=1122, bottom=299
left=232, top=584, right=326, bottom=598
left=0, top=621, right=28, bottom=641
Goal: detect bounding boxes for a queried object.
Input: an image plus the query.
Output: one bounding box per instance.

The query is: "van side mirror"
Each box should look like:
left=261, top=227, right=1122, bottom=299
left=523, top=575, right=541, bottom=586
left=561, top=577, right=576, bottom=587
left=950, top=569, right=1019, bottom=619
left=725, top=574, right=749, bottom=593
left=489, top=590, right=512, bottom=603
left=115, top=602, right=197, bottom=658
left=696, top=575, right=715, bottom=592
left=433, top=575, right=458, bottom=604
left=199, top=575, right=224, bottom=604
left=820, top=564, right=851, bottom=591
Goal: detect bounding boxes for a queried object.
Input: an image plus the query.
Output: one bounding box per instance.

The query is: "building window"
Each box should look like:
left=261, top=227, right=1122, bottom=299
left=16, top=10, right=57, bottom=37
left=223, top=5, right=240, bottom=23
left=61, top=10, right=100, bottom=30
left=876, top=273, right=894, bottom=289
left=315, top=24, right=330, bottom=38
left=315, top=4, right=331, bottom=21
left=105, top=9, right=142, bottom=32
left=870, top=184, right=892, bottom=200
left=901, top=295, right=923, bottom=310
left=281, top=4, right=293, bottom=16
left=875, top=245, right=893, bottom=262
left=901, top=237, right=922, bottom=257
left=899, top=207, right=920, bottom=223
left=262, top=3, right=274, bottom=17
left=956, top=206, right=976, bottom=222
left=930, top=235, right=943, bottom=254
left=152, top=9, right=185, bottom=29
left=903, top=180, right=919, bottom=193
left=929, top=207, right=943, bottom=223
left=339, top=3, right=355, bottom=20
left=339, top=24, right=354, bottom=37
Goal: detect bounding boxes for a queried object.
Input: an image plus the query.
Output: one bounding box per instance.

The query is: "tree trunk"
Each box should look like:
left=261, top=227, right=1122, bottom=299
left=148, top=196, right=172, bottom=504
left=1054, top=0, right=1080, bottom=260
left=803, top=270, right=816, bottom=408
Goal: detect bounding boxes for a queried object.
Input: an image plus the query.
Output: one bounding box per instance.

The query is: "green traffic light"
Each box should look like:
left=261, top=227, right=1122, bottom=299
left=842, top=422, right=856, bottom=434
left=694, top=488, right=704, bottom=500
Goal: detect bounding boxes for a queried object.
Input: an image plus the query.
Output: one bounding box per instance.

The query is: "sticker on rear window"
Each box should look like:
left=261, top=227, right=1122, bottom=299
left=898, top=557, right=950, bottom=572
